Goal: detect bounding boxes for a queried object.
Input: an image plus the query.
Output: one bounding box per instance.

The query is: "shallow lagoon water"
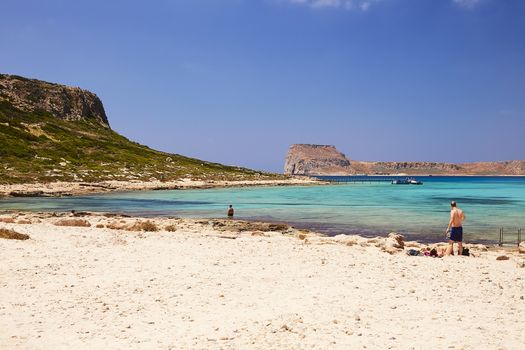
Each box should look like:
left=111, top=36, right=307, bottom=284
left=1, top=176, right=524, bottom=243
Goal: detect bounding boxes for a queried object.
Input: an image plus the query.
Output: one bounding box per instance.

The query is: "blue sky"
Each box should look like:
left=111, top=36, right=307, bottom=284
left=1, top=0, right=524, bottom=172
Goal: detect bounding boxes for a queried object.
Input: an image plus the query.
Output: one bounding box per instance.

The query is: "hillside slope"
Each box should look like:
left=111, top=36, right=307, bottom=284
left=0, top=74, right=280, bottom=184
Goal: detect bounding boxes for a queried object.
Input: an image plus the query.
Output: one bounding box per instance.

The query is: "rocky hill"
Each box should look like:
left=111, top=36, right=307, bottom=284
left=284, top=144, right=525, bottom=176
left=0, top=74, right=281, bottom=184
left=284, top=144, right=354, bottom=175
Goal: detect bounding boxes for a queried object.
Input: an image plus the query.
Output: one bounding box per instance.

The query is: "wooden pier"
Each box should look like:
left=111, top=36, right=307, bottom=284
left=313, top=176, right=405, bottom=183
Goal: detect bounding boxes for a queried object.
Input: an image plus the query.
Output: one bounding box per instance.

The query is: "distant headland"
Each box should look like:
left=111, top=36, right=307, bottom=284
left=284, top=144, right=525, bottom=176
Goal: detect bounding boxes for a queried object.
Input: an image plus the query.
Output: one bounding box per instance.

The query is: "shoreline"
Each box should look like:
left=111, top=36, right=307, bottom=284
left=1, top=211, right=524, bottom=349
left=0, top=177, right=323, bottom=198
left=242, top=217, right=507, bottom=245
left=3, top=174, right=524, bottom=198
left=0, top=210, right=521, bottom=249
left=0, top=209, right=507, bottom=246
left=0, top=210, right=518, bottom=248
left=2, top=177, right=522, bottom=246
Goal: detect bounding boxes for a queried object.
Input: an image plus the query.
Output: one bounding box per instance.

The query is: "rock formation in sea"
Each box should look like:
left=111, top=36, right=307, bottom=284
left=284, top=144, right=525, bottom=176
left=0, top=74, right=109, bottom=127
left=284, top=144, right=354, bottom=176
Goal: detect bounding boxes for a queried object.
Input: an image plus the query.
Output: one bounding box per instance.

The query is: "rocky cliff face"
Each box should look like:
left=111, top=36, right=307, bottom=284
left=284, top=144, right=354, bottom=175
left=0, top=74, right=109, bottom=127
left=285, top=144, right=525, bottom=176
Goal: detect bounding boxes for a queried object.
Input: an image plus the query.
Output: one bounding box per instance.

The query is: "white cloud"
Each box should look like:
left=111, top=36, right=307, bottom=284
left=287, top=0, right=487, bottom=11
left=287, top=0, right=378, bottom=12
left=360, top=1, right=372, bottom=11
left=452, top=0, right=482, bottom=9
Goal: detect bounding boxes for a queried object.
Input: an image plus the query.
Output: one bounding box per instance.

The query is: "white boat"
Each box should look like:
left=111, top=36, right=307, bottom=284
left=392, top=178, right=423, bottom=185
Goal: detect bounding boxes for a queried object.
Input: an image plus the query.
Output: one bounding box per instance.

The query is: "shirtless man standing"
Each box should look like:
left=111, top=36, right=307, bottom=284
left=445, top=201, right=465, bottom=256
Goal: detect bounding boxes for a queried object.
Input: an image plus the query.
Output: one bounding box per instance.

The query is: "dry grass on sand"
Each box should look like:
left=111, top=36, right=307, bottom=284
left=54, top=219, right=91, bottom=227
left=126, top=220, right=159, bottom=232
left=0, top=228, right=30, bottom=240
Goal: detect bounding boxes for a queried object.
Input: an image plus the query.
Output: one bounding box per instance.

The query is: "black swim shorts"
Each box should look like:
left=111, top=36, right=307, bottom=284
left=450, top=227, right=463, bottom=242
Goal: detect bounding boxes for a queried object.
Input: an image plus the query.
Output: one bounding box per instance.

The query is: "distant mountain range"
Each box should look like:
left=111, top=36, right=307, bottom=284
left=0, top=73, right=280, bottom=184
left=284, top=144, right=525, bottom=176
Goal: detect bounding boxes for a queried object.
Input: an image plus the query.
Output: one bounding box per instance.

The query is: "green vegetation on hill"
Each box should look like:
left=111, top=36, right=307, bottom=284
left=0, top=101, right=282, bottom=184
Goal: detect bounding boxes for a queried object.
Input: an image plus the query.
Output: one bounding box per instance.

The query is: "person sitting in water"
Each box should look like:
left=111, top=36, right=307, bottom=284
left=227, top=205, right=234, bottom=218
left=445, top=201, right=465, bottom=256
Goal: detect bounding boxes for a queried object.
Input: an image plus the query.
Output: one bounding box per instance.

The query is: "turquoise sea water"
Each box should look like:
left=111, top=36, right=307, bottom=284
left=1, top=176, right=524, bottom=243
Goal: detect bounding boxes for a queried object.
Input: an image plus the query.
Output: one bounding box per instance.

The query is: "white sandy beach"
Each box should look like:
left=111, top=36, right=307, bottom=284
left=1, top=213, right=524, bottom=349
left=0, top=178, right=320, bottom=198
